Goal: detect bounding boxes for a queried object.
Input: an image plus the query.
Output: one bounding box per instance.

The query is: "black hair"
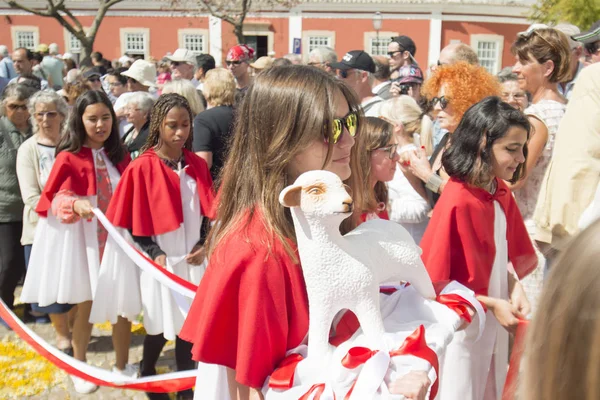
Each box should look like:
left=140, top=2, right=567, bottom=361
left=442, top=96, right=531, bottom=186
left=196, top=54, right=216, bottom=72
left=91, top=51, right=103, bottom=62
left=56, top=90, right=125, bottom=166
left=32, top=52, right=44, bottom=63
left=141, top=93, right=194, bottom=154
left=14, top=47, right=33, bottom=60
left=107, top=67, right=128, bottom=85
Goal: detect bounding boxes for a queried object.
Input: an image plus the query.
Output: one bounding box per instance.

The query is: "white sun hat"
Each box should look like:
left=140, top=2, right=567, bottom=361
left=121, top=59, right=157, bottom=88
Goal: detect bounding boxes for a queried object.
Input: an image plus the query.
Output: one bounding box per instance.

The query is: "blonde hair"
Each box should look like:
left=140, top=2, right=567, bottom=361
left=203, top=68, right=236, bottom=107
left=379, top=96, right=434, bottom=155
left=207, top=65, right=364, bottom=260
left=358, top=117, right=394, bottom=213
left=523, top=219, right=600, bottom=400
left=162, top=79, right=205, bottom=115
left=511, top=27, right=572, bottom=84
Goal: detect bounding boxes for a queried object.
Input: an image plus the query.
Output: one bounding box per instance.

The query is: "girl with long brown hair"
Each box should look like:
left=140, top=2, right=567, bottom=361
left=20, top=90, right=131, bottom=394
left=357, top=116, right=399, bottom=221
left=90, top=93, right=215, bottom=400
left=179, top=65, right=431, bottom=400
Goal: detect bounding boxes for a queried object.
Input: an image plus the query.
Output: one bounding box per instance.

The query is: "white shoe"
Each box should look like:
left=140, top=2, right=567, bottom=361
left=112, top=363, right=139, bottom=379
left=70, top=375, right=98, bottom=394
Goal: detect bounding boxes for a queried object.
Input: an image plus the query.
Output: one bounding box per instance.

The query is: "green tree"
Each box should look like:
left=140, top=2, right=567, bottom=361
left=530, top=0, right=600, bottom=30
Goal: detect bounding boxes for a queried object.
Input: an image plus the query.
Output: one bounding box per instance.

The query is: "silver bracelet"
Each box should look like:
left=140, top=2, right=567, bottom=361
left=425, top=173, right=444, bottom=193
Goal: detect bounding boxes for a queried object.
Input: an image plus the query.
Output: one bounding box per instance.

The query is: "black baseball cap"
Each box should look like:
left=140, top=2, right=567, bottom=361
left=391, top=35, right=417, bottom=56
left=329, top=50, right=376, bottom=73
left=572, top=20, right=600, bottom=44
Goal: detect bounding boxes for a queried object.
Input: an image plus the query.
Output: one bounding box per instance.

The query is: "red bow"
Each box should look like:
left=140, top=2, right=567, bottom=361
left=268, top=353, right=304, bottom=390
left=341, top=325, right=440, bottom=399
left=436, top=293, right=473, bottom=323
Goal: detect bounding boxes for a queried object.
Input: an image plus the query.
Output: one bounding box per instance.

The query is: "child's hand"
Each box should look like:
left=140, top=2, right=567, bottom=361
left=510, top=281, right=531, bottom=318
left=186, top=244, right=206, bottom=265
left=491, top=299, right=522, bottom=334
left=73, top=199, right=94, bottom=219
left=154, top=254, right=167, bottom=268
left=389, top=370, right=431, bottom=399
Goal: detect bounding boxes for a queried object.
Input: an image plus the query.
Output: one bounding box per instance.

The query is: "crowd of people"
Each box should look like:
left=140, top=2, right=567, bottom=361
left=0, top=18, right=600, bottom=400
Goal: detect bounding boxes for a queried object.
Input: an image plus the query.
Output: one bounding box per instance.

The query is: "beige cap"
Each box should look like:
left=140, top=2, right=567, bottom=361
left=250, top=56, right=273, bottom=70
left=166, top=48, right=198, bottom=67
left=121, top=60, right=157, bottom=87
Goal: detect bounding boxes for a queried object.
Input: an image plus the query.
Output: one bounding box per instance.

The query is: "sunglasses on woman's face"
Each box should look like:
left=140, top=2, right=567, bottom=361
left=377, top=143, right=399, bottom=160
left=431, top=96, right=449, bottom=110
left=325, top=111, right=358, bottom=144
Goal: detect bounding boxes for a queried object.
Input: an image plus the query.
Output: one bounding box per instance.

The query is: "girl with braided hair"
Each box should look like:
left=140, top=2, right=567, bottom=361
left=90, top=93, right=216, bottom=400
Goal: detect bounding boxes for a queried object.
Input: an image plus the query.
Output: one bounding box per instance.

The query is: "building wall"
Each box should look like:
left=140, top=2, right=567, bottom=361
left=0, top=10, right=529, bottom=72
left=442, top=21, right=529, bottom=70
left=302, top=17, right=430, bottom=66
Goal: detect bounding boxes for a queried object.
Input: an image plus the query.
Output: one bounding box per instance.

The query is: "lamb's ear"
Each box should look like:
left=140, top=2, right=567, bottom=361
left=279, top=185, right=302, bottom=208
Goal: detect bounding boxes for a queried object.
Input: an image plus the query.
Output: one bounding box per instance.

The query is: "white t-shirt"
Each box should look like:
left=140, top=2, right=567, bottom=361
left=37, top=143, right=56, bottom=187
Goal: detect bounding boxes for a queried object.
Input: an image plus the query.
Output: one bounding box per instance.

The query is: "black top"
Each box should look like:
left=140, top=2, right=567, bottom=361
left=122, top=121, right=150, bottom=158
left=192, top=105, right=235, bottom=180
left=425, top=132, right=450, bottom=208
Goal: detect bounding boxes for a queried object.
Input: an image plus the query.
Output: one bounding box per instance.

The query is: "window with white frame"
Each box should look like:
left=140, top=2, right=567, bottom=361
left=69, top=32, right=81, bottom=54
left=183, top=34, right=204, bottom=54
left=16, top=31, right=36, bottom=50
left=302, top=31, right=336, bottom=60
left=308, top=36, right=331, bottom=52
left=178, top=29, right=208, bottom=54
left=363, top=32, right=397, bottom=57
left=125, top=33, right=146, bottom=55
left=471, top=34, right=504, bottom=74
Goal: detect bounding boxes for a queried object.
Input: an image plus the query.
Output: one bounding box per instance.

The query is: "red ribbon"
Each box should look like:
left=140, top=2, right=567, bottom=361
left=0, top=299, right=195, bottom=393
left=341, top=347, right=379, bottom=369
left=341, top=325, right=440, bottom=399
left=268, top=353, right=304, bottom=389
left=436, top=293, right=473, bottom=323
left=502, top=319, right=529, bottom=400
left=299, top=383, right=328, bottom=400
left=389, top=325, right=440, bottom=399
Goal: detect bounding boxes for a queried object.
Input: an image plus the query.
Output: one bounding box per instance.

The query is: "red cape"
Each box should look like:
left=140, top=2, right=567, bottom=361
left=179, top=210, right=310, bottom=388
left=36, top=147, right=130, bottom=217
left=420, top=178, right=537, bottom=296
left=106, top=148, right=215, bottom=236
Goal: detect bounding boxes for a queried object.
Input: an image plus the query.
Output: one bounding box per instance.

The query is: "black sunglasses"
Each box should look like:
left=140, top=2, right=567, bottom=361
left=87, top=77, right=100, bottom=83
left=226, top=60, right=242, bottom=66
left=387, top=50, right=405, bottom=58
left=431, top=96, right=449, bottom=110
left=7, top=103, right=28, bottom=111
left=584, top=42, right=600, bottom=55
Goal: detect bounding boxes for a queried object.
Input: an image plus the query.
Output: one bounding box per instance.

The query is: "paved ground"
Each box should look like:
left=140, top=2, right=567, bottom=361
left=1, top=288, right=179, bottom=400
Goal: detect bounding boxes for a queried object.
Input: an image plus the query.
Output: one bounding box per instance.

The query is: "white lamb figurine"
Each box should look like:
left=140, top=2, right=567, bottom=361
left=279, top=170, right=436, bottom=362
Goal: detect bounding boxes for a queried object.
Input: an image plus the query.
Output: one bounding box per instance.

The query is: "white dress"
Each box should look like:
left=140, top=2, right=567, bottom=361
left=21, top=149, right=121, bottom=306
left=515, top=100, right=566, bottom=312
left=90, top=165, right=205, bottom=341
left=436, top=201, right=508, bottom=400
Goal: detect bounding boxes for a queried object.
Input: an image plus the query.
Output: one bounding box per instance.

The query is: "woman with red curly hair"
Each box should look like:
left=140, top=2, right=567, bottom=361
left=402, top=61, right=500, bottom=207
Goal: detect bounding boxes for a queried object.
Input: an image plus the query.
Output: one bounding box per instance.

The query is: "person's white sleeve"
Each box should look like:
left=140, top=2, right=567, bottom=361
left=387, top=168, right=431, bottom=224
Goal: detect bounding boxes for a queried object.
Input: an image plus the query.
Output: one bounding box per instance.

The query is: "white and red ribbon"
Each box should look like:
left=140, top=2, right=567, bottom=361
left=93, top=208, right=198, bottom=299
left=0, top=298, right=196, bottom=392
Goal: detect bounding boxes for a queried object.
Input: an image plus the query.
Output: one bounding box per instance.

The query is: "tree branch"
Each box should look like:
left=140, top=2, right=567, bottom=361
left=58, top=5, right=84, bottom=32
left=196, top=0, right=237, bottom=25
left=6, top=1, right=52, bottom=17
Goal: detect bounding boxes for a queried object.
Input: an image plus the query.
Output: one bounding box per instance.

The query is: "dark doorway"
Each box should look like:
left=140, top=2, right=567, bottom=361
left=244, top=35, right=269, bottom=58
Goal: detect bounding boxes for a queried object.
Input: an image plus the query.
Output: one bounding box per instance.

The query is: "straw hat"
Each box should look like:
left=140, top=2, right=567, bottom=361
left=250, top=56, right=274, bottom=70
left=121, top=59, right=157, bottom=87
